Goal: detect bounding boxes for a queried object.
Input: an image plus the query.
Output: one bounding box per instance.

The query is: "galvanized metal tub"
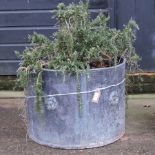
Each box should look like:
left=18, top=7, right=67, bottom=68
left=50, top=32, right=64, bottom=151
left=26, top=60, right=126, bottom=149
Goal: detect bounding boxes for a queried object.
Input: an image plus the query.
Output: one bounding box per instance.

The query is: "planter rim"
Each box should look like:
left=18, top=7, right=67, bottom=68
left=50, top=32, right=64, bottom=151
left=43, top=59, right=126, bottom=73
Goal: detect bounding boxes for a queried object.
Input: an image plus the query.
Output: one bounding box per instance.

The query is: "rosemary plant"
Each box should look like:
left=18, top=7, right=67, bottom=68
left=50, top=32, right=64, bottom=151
left=17, top=1, right=139, bottom=112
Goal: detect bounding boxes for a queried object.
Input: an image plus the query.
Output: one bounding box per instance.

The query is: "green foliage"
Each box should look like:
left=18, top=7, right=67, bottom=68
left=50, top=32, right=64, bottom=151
left=17, top=1, right=140, bottom=111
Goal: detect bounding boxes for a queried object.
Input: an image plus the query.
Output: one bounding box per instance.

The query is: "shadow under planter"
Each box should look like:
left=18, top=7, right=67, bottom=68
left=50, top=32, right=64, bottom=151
left=25, top=60, right=126, bottom=149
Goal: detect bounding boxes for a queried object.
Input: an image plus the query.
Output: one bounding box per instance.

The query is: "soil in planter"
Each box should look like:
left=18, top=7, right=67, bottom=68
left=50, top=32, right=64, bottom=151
left=90, top=55, right=123, bottom=69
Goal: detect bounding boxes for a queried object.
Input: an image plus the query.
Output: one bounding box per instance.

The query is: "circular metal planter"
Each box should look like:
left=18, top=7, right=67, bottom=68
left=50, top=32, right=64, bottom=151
left=25, top=60, right=126, bottom=149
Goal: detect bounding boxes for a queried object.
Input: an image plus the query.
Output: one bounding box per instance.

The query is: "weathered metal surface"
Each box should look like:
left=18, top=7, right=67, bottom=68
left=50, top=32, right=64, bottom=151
left=26, top=60, right=126, bottom=149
